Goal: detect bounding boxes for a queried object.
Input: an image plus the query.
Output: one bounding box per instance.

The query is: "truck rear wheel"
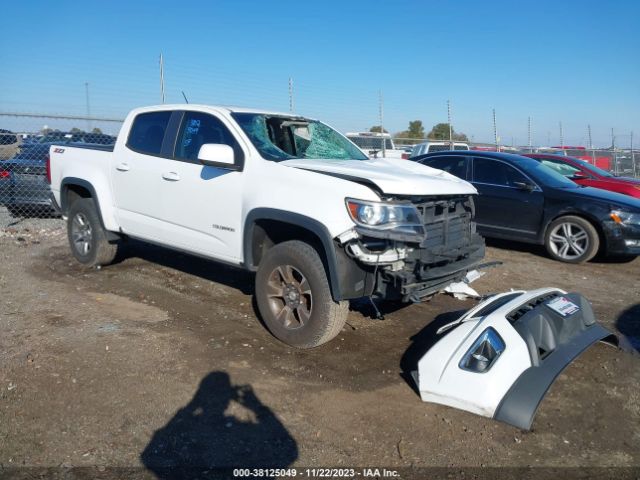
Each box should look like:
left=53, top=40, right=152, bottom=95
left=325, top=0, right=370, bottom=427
left=67, top=198, right=118, bottom=268
left=255, top=240, right=348, bottom=348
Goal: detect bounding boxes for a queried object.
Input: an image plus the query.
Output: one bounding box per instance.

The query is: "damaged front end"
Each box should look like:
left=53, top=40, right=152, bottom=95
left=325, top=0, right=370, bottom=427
left=338, top=195, right=485, bottom=302
left=412, top=288, right=618, bottom=430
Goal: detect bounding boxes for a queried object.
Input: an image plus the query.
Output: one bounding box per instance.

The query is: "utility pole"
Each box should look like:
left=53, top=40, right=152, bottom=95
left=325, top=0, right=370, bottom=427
left=159, top=53, right=165, bottom=104
left=527, top=116, right=532, bottom=152
left=447, top=100, right=453, bottom=150
left=378, top=90, right=386, bottom=157
left=611, top=128, right=617, bottom=175
left=588, top=124, right=595, bottom=165
left=492, top=109, right=499, bottom=152
left=84, top=82, right=91, bottom=131
left=559, top=121, right=564, bottom=148
left=288, top=77, right=294, bottom=113
left=631, top=131, right=636, bottom=177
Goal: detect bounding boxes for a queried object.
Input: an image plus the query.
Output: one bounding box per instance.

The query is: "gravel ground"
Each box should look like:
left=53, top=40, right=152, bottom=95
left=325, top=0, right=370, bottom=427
left=0, top=222, right=639, bottom=479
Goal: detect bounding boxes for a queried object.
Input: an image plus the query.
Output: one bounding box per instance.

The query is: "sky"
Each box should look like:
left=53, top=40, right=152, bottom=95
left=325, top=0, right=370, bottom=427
left=1, top=0, right=638, bottom=146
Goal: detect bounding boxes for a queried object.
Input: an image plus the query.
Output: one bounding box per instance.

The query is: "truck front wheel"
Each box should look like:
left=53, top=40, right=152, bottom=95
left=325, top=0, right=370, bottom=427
left=255, top=240, right=349, bottom=348
left=67, top=198, right=118, bottom=268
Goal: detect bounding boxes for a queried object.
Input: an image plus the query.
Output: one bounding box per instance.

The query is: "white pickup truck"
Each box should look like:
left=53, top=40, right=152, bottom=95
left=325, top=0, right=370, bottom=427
left=49, top=104, right=484, bottom=348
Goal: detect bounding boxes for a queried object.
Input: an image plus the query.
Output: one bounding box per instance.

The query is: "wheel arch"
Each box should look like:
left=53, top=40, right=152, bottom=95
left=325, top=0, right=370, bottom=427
left=243, top=208, right=345, bottom=301
left=61, top=177, right=120, bottom=241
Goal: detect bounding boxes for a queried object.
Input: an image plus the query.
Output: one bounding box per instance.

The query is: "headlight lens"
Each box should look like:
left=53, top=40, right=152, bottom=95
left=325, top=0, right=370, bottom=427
left=610, top=210, right=640, bottom=226
left=346, top=198, right=425, bottom=238
left=459, top=327, right=505, bottom=373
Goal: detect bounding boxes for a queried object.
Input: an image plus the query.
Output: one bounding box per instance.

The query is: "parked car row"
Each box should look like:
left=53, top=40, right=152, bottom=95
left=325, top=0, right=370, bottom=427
left=413, top=150, right=640, bottom=263
left=0, top=132, right=116, bottom=216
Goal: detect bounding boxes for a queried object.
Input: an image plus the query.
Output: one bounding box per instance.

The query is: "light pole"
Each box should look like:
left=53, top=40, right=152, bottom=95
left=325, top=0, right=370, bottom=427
left=85, top=82, right=91, bottom=131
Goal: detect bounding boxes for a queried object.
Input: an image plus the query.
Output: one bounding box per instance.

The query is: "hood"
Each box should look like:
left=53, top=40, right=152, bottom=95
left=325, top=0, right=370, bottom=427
left=280, top=157, right=477, bottom=196
left=551, top=185, right=640, bottom=210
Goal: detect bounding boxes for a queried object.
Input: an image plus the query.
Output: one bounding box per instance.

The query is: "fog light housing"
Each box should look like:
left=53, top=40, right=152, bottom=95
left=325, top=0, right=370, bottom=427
left=459, top=327, right=505, bottom=373
left=624, top=239, right=640, bottom=247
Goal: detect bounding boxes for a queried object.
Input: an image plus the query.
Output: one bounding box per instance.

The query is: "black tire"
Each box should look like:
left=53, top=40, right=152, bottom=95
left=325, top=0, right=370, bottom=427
left=67, top=198, right=118, bottom=267
left=605, top=253, right=637, bottom=263
left=7, top=205, right=22, bottom=218
left=544, top=215, right=599, bottom=264
left=255, top=240, right=349, bottom=348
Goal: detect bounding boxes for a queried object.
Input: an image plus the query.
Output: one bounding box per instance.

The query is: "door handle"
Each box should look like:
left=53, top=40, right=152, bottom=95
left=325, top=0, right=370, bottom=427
left=116, top=163, right=130, bottom=172
left=162, top=171, right=180, bottom=181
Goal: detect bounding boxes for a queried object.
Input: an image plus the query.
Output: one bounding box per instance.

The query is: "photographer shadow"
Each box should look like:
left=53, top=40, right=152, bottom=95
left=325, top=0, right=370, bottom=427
left=616, top=303, right=640, bottom=353
left=141, top=371, right=298, bottom=478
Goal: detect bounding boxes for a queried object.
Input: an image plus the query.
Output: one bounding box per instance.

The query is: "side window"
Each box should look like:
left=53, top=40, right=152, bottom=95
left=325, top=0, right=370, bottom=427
left=424, top=156, right=468, bottom=180
left=175, top=111, right=242, bottom=163
left=473, top=158, right=528, bottom=187
left=540, top=158, right=580, bottom=177
left=127, top=111, right=171, bottom=155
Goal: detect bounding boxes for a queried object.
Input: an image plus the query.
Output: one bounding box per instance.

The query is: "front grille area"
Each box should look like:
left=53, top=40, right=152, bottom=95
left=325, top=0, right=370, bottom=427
left=506, top=292, right=561, bottom=324
left=414, top=196, right=475, bottom=252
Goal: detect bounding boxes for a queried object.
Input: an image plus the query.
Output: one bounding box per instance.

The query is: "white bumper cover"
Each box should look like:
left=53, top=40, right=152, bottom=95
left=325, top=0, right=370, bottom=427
left=413, top=288, right=617, bottom=429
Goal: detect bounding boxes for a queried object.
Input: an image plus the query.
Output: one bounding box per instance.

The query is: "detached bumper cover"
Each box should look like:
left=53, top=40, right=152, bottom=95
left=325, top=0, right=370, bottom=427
left=494, top=322, right=613, bottom=430
left=413, top=289, right=617, bottom=430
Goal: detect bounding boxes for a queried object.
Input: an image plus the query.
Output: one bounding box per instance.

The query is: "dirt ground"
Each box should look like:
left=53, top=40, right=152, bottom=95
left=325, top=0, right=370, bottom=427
left=0, top=223, right=639, bottom=478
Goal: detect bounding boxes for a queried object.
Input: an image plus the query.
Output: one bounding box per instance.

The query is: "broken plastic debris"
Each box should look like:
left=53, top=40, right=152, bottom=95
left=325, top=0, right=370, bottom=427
left=443, top=281, right=481, bottom=300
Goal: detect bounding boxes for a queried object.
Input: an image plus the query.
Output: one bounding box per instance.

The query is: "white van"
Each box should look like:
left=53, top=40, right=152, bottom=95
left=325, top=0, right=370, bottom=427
left=410, top=141, right=470, bottom=158
left=345, top=132, right=405, bottom=159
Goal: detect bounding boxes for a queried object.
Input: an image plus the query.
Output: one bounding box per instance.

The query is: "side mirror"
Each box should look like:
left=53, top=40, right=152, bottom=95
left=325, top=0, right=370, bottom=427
left=513, top=181, right=536, bottom=192
left=571, top=172, right=588, bottom=180
left=197, top=144, right=237, bottom=169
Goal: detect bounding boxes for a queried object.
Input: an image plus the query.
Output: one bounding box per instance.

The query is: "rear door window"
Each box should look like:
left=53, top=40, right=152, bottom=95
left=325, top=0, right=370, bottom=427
left=423, top=156, right=469, bottom=180
left=473, top=157, right=528, bottom=187
left=127, top=111, right=172, bottom=155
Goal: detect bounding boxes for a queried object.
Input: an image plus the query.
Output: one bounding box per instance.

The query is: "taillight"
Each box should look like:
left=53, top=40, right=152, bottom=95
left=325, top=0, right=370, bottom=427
left=0, top=169, right=9, bottom=179
left=45, top=154, right=51, bottom=184
left=401, top=153, right=410, bottom=160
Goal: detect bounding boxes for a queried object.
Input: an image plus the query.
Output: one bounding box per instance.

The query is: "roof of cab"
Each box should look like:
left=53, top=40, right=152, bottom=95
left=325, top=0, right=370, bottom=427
left=133, top=104, right=306, bottom=118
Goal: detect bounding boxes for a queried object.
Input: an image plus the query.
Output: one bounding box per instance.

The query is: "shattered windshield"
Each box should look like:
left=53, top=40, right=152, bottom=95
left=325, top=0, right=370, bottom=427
left=232, top=113, right=368, bottom=162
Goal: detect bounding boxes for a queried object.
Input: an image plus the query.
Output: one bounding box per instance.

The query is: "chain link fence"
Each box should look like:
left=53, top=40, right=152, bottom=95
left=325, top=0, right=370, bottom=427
left=1, top=112, right=638, bottom=231
left=0, top=113, right=123, bottom=229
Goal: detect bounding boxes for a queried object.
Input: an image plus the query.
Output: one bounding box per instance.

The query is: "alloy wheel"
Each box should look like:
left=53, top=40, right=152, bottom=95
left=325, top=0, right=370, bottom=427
left=71, top=212, right=93, bottom=256
left=548, top=222, right=589, bottom=260
left=266, top=265, right=313, bottom=330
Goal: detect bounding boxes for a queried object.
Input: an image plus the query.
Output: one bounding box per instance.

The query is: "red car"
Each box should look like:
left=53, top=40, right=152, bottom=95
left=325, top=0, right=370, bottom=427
left=525, top=154, right=640, bottom=199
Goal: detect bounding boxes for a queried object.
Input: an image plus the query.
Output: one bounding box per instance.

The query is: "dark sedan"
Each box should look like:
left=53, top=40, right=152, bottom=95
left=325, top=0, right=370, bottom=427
left=415, top=151, right=640, bottom=263
left=0, top=143, right=55, bottom=216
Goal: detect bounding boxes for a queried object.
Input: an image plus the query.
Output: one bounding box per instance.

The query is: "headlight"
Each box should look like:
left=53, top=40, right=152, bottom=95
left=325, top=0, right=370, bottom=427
left=459, top=327, right=505, bottom=373
left=346, top=198, right=425, bottom=238
left=610, top=210, right=640, bottom=226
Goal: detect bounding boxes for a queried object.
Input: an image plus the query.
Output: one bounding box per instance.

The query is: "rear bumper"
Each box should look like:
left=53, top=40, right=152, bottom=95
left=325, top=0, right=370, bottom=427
left=0, top=176, right=52, bottom=207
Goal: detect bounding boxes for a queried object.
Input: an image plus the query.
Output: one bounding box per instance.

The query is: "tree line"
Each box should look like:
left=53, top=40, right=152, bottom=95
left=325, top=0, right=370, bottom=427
left=369, top=121, right=468, bottom=142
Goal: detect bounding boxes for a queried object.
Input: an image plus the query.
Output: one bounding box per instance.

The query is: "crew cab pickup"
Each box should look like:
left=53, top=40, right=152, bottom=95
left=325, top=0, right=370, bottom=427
left=49, top=105, right=484, bottom=348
